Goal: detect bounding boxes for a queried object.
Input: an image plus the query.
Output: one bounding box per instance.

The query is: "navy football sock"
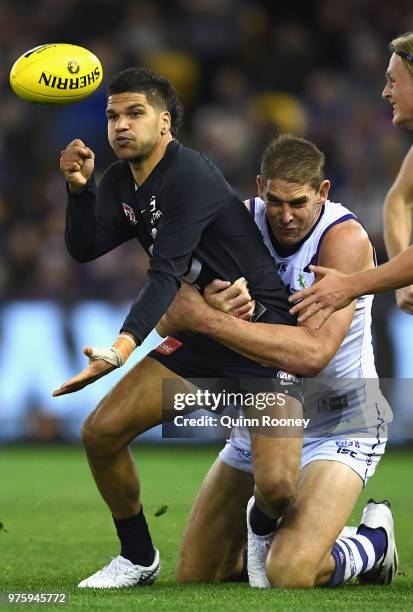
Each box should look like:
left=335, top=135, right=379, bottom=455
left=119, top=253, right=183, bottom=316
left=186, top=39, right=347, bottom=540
left=327, top=527, right=387, bottom=587
left=250, top=501, right=278, bottom=536
left=357, top=525, right=387, bottom=562
left=113, top=506, right=155, bottom=566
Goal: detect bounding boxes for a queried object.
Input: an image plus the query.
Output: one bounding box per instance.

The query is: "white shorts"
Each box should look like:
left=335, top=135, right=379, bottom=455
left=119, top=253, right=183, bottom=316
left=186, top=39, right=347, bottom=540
left=218, top=423, right=387, bottom=486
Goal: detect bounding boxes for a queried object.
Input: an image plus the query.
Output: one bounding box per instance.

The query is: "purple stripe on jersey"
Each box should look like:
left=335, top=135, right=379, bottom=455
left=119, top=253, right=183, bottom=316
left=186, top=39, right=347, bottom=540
left=348, top=537, right=369, bottom=573
left=249, top=197, right=256, bottom=219
left=314, top=214, right=357, bottom=265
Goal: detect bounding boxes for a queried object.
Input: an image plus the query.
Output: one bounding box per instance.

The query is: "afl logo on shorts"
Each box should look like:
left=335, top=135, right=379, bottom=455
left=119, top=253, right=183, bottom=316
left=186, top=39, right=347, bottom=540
left=277, top=370, right=299, bottom=385
left=121, top=202, right=138, bottom=226
left=155, top=337, right=182, bottom=355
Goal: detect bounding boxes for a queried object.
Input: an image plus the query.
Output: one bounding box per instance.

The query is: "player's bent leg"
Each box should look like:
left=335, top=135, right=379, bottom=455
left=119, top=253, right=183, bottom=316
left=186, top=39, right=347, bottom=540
left=176, top=458, right=253, bottom=583
left=78, top=357, right=184, bottom=588
left=247, top=395, right=303, bottom=587
left=81, top=356, right=183, bottom=518
left=265, top=459, right=363, bottom=588
left=251, top=434, right=302, bottom=519
left=250, top=395, right=303, bottom=518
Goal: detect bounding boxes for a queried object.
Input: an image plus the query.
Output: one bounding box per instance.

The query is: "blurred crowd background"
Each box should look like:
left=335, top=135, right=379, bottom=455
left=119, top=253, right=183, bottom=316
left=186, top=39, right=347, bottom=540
left=1, top=0, right=413, bottom=442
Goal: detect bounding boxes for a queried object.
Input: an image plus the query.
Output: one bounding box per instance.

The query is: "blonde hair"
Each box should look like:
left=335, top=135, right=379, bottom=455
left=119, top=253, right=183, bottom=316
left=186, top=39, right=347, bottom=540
left=390, top=32, right=413, bottom=79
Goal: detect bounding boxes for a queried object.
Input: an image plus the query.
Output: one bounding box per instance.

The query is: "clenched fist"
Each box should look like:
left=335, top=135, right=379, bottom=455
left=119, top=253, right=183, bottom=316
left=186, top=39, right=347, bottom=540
left=60, top=138, right=95, bottom=192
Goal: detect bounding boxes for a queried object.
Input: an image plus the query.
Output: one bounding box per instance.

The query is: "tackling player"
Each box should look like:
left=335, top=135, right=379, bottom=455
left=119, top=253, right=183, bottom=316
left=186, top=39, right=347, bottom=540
left=289, top=32, right=413, bottom=326
left=162, top=136, right=396, bottom=588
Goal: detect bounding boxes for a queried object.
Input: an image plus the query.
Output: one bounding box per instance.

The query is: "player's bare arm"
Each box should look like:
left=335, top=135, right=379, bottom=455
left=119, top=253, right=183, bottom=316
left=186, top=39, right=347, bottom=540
left=203, top=278, right=255, bottom=319
left=384, top=145, right=413, bottom=313
left=52, top=332, right=137, bottom=396
left=60, top=138, right=95, bottom=192
left=156, top=277, right=253, bottom=337
left=164, top=221, right=372, bottom=375
left=290, top=243, right=413, bottom=326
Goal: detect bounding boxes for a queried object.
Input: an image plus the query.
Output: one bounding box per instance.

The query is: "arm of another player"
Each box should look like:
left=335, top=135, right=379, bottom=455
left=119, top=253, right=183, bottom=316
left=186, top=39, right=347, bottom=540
left=163, top=222, right=372, bottom=375
left=289, top=244, right=413, bottom=326
left=287, top=218, right=371, bottom=335
left=155, top=278, right=253, bottom=337
left=384, top=146, right=413, bottom=313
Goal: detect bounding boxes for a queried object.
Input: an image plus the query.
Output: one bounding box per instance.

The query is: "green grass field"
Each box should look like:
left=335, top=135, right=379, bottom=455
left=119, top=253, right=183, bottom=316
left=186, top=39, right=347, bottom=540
left=1, top=445, right=412, bottom=610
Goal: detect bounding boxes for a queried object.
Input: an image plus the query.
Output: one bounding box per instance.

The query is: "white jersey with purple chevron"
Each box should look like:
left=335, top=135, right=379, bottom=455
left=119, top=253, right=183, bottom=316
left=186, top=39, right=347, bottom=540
left=248, top=196, right=392, bottom=432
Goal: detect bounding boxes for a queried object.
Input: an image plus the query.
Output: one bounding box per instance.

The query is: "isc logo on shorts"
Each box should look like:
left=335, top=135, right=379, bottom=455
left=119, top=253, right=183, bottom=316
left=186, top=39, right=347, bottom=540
left=155, top=337, right=182, bottom=355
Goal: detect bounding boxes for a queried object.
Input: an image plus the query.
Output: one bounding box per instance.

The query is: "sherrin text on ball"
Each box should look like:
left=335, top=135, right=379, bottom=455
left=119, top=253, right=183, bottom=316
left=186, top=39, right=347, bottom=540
left=10, top=43, right=103, bottom=104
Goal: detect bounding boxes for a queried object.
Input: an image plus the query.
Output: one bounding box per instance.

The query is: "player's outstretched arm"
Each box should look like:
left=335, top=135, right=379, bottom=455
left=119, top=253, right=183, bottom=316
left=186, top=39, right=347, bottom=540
left=52, top=333, right=136, bottom=396
left=383, top=146, right=413, bottom=313
left=290, top=245, right=413, bottom=326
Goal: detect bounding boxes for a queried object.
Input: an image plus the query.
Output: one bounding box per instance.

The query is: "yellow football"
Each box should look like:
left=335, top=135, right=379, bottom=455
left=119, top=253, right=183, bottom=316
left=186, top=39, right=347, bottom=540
left=10, top=44, right=103, bottom=105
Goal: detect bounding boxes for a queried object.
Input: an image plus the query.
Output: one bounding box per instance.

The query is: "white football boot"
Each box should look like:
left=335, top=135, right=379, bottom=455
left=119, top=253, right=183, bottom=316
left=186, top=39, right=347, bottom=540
left=78, top=549, right=160, bottom=588
left=357, top=499, right=398, bottom=585
left=246, top=497, right=275, bottom=588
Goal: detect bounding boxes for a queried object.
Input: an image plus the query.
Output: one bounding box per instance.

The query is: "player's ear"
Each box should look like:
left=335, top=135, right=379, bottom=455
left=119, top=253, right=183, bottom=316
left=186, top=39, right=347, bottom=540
left=160, top=111, right=171, bottom=135
left=318, top=179, right=330, bottom=203
left=256, top=175, right=265, bottom=199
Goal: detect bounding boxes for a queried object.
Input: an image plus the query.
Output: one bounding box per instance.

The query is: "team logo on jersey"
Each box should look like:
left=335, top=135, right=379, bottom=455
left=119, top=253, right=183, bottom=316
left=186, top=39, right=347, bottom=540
left=149, top=195, right=162, bottom=225
left=121, top=202, right=138, bottom=226
left=290, top=268, right=313, bottom=294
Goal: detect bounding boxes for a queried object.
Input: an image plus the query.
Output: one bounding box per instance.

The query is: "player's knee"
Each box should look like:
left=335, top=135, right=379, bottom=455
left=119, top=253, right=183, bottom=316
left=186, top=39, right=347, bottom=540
left=266, top=547, right=318, bottom=588
left=176, top=559, right=199, bottom=583
left=81, top=416, right=104, bottom=454
left=81, top=409, right=124, bottom=456
left=175, top=560, right=193, bottom=583
left=255, top=473, right=296, bottom=515
left=176, top=555, right=216, bottom=583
